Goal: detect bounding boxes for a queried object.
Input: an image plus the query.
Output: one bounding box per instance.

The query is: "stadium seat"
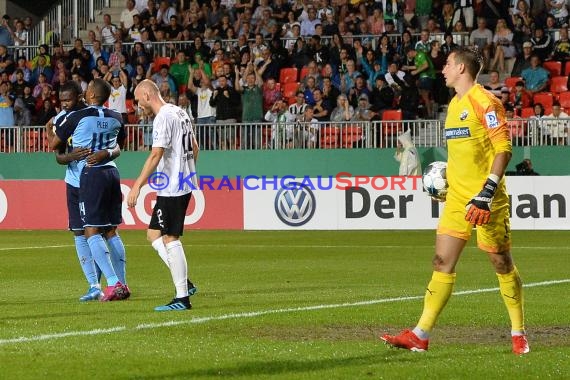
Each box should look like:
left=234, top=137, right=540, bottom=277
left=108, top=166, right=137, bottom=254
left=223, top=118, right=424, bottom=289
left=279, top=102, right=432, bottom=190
left=340, top=125, right=363, bottom=148
left=153, top=56, right=171, bottom=73
left=543, top=61, right=562, bottom=77
left=125, top=99, right=139, bottom=124
left=504, top=76, right=523, bottom=90
left=550, top=76, right=568, bottom=94
left=25, top=131, right=41, bottom=152
left=558, top=91, right=570, bottom=109
left=508, top=119, right=527, bottom=138
left=381, top=109, right=403, bottom=146
left=279, top=67, right=298, bottom=84
left=281, top=82, right=299, bottom=100
left=520, top=107, right=535, bottom=118
left=533, top=92, right=554, bottom=109
left=565, top=61, right=570, bottom=76
left=299, top=66, right=310, bottom=81
left=320, top=126, right=340, bottom=148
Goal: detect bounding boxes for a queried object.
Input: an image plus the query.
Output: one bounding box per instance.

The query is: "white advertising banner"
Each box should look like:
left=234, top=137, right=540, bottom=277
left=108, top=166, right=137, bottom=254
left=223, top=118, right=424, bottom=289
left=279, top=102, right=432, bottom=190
left=243, top=176, right=570, bottom=230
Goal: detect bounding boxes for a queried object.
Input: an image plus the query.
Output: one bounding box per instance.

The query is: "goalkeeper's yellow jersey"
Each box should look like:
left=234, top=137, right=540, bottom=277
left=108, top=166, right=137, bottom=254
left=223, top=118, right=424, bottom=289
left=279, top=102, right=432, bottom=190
left=444, top=84, right=512, bottom=206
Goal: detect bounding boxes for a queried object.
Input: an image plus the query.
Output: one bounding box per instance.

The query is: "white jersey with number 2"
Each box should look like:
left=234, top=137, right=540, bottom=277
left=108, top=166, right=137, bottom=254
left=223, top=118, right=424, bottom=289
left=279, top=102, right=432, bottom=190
left=152, top=103, right=198, bottom=197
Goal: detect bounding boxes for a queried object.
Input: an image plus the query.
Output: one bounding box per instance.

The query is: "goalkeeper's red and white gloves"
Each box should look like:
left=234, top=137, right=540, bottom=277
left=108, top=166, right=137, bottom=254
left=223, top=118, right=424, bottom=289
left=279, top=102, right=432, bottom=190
left=465, top=176, right=499, bottom=225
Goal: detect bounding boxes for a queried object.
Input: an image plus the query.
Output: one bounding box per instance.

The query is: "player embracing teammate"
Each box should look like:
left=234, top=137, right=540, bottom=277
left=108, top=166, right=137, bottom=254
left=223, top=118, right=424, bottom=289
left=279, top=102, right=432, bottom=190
left=48, top=79, right=129, bottom=302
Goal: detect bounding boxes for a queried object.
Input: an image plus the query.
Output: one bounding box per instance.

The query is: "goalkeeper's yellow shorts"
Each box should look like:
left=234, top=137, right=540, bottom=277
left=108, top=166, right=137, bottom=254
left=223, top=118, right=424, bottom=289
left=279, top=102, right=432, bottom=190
left=437, top=199, right=511, bottom=254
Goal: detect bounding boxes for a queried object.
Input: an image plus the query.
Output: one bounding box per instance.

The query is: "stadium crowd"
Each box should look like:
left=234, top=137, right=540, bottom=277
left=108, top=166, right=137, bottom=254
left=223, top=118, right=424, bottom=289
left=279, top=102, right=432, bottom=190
left=0, top=0, right=569, bottom=150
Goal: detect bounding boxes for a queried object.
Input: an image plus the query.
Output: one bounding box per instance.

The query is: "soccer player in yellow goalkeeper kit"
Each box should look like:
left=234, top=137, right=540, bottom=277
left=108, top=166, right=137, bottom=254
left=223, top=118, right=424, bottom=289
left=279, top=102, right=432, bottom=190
left=381, top=46, right=529, bottom=355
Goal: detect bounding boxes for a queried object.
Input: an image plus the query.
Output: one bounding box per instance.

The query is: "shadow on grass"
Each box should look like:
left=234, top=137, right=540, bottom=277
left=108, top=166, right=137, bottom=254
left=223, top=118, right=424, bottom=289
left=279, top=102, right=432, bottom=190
left=133, top=352, right=418, bottom=379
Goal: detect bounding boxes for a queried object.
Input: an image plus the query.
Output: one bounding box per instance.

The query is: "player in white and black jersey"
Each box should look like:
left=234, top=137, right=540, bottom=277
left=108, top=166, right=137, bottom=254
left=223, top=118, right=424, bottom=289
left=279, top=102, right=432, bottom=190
left=127, top=79, right=199, bottom=311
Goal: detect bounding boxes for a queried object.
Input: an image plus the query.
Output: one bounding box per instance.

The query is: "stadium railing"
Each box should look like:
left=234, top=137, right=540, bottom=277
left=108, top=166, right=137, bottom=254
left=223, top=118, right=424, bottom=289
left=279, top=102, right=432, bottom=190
left=2, top=118, right=568, bottom=153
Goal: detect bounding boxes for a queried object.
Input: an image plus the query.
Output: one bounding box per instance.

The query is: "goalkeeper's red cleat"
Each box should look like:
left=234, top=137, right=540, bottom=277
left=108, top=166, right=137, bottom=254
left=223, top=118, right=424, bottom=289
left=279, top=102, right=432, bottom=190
left=380, top=329, right=429, bottom=352
left=512, top=335, right=530, bottom=355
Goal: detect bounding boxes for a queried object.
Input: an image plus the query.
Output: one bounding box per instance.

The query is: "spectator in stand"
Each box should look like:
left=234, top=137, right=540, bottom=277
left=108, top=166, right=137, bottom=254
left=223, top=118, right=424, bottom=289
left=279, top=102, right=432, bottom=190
left=13, top=97, right=31, bottom=127
left=120, top=0, right=140, bottom=35
left=70, top=57, right=92, bottom=83
left=89, top=40, right=110, bottom=70
left=12, top=19, right=28, bottom=57
left=139, top=0, right=157, bottom=22
left=511, top=0, right=534, bottom=52
left=415, top=29, right=432, bottom=53
left=509, top=80, right=532, bottom=115
left=352, top=93, right=377, bottom=125
left=165, top=15, right=184, bottom=41
left=529, top=102, right=547, bottom=143
left=257, top=47, right=280, bottom=82
left=51, top=44, right=69, bottom=69
left=521, top=54, right=549, bottom=94
left=545, top=0, right=569, bottom=28
left=97, top=14, right=119, bottom=45
left=483, top=70, right=506, bottom=98
left=297, top=105, right=319, bottom=149
left=186, top=36, right=210, bottom=65
left=321, top=63, right=341, bottom=90
left=11, top=56, right=31, bottom=83
left=340, top=59, right=361, bottom=95
left=234, top=62, right=264, bottom=149
left=290, top=37, right=312, bottom=71
left=128, top=14, right=146, bottom=42
left=408, top=46, right=436, bottom=118
left=265, top=99, right=295, bottom=149
left=374, top=34, right=393, bottom=73
left=549, top=26, right=570, bottom=70
left=22, top=85, right=35, bottom=114
left=441, top=32, right=458, bottom=57
left=156, top=0, right=177, bottom=27
left=470, top=18, right=494, bottom=71
left=511, top=41, right=533, bottom=77
left=301, top=7, right=321, bottom=37
left=321, top=75, right=340, bottom=109
left=0, top=44, right=14, bottom=77
left=209, top=75, right=240, bottom=150
left=36, top=98, right=57, bottom=126
left=530, top=26, right=552, bottom=63
left=31, top=55, right=53, bottom=85
left=330, top=93, right=354, bottom=122
left=262, top=77, right=281, bottom=113
left=491, top=19, right=516, bottom=74
left=147, top=63, right=177, bottom=97
left=311, top=88, right=331, bottom=121
left=187, top=67, right=217, bottom=149
left=169, top=51, right=189, bottom=92
left=288, top=91, right=308, bottom=121
left=370, top=74, right=395, bottom=117
left=0, top=81, right=14, bottom=127
left=0, top=15, right=13, bottom=47
left=429, top=39, right=448, bottom=106
left=104, top=69, right=129, bottom=123
left=308, top=35, right=329, bottom=67
left=301, top=60, right=322, bottom=89
left=11, top=69, right=29, bottom=99
left=30, top=44, right=52, bottom=69
left=34, top=73, right=50, bottom=97
left=394, top=31, right=413, bottom=66
left=347, top=75, right=371, bottom=108
left=439, top=2, right=456, bottom=34
left=543, top=101, right=569, bottom=145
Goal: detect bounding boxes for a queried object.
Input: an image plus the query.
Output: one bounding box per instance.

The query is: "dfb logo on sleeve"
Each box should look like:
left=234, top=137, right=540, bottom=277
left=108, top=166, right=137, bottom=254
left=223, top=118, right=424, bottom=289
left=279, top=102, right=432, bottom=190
left=485, top=111, right=499, bottom=128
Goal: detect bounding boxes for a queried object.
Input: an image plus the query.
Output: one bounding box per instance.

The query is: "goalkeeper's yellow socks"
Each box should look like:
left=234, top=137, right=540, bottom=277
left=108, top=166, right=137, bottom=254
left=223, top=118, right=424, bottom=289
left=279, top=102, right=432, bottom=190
left=413, top=271, right=456, bottom=339
left=497, top=266, right=525, bottom=334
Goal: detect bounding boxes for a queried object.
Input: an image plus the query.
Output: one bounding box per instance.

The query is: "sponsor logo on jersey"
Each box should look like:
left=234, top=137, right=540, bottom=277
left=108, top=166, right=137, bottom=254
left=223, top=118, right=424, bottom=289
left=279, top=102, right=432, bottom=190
left=274, top=182, right=316, bottom=227
left=459, top=110, right=468, bottom=120
left=485, top=111, right=499, bottom=128
left=445, top=127, right=471, bottom=139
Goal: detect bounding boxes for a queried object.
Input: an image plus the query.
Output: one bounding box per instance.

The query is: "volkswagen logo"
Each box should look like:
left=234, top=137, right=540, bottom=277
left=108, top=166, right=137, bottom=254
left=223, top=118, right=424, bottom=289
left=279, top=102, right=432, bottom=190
left=274, top=182, right=316, bottom=227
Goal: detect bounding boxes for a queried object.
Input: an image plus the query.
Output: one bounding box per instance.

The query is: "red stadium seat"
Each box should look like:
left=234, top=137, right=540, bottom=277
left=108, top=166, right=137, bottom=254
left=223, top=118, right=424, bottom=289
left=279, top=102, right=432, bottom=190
left=381, top=109, right=403, bottom=147
left=543, top=61, right=562, bottom=77
left=279, top=67, right=298, bottom=84
left=504, top=76, right=523, bottom=90
left=281, top=82, right=299, bottom=100
left=299, top=66, right=310, bottom=81
left=550, top=76, right=568, bottom=94
left=153, top=56, right=171, bottom=73
left=340, top=125, right=363, bottom=148
left=558, top=91, right=570, bottom=109
left=320, top=126, right=340, bottom=148
left=565, top=61, right=570, bottom=76
left=520, top=107, right=535, bottom=118
left=533, top=92, right=554, bottom=109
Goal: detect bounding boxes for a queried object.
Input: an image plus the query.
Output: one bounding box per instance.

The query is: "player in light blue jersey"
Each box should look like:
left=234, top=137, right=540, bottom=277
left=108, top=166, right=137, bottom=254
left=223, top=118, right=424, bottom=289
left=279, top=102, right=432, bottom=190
left=47, top=80, right=123, bottom=301
left=49, top=78, right=129, bottom=302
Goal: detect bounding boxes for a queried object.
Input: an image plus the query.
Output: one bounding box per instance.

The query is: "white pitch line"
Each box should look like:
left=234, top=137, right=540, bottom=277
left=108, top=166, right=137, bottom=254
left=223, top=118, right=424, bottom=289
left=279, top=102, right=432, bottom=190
left=2, top=244, right=569, bottom=251
left=1, top=279, right=568, bottom=346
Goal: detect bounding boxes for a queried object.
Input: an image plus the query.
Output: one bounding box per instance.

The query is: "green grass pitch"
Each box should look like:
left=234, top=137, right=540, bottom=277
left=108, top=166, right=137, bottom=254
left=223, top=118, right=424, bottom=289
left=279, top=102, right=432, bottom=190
left=1, top=230, right=569, bottom=379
